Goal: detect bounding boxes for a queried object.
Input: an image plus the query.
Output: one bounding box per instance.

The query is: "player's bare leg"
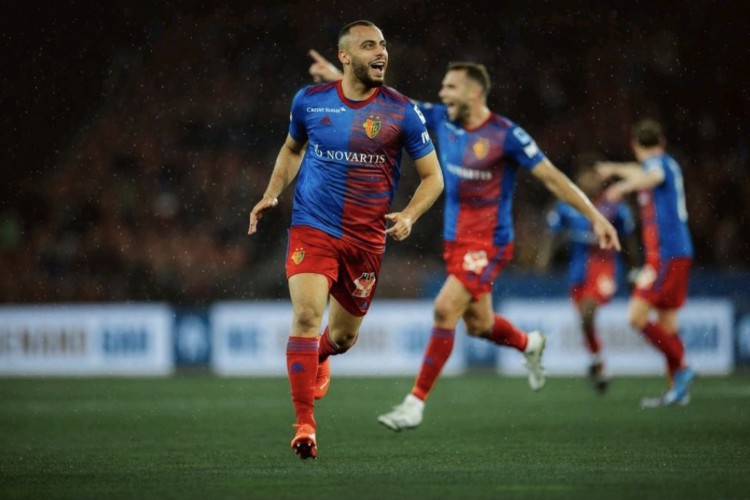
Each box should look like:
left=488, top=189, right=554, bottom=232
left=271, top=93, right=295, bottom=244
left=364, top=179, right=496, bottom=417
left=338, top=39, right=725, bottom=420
left=579, top=298, right=608, bottom=393
left=287, top=273, right=328, bottom=459
left=378, top=276, right=467, bottom=431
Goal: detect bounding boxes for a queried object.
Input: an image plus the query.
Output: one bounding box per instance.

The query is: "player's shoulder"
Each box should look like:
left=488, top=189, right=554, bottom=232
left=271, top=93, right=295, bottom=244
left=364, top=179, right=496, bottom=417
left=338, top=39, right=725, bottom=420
left=377, top=85, right=413, bottom=105
left=487, top=112, right=516, bottom=130
left=300, top=81, right=338, bottom=97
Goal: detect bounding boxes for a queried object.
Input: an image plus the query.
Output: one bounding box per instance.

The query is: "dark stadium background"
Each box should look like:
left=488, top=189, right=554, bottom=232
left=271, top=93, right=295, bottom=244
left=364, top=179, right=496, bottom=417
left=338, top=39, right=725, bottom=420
left=2, top=0, right=748, bottom=304
left=2, top=5, right=749, bottom=498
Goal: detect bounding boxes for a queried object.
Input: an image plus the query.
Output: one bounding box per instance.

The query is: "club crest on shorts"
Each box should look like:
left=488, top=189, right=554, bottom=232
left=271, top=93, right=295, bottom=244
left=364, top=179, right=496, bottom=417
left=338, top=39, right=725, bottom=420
left=290, top=247, right=305, bottom=265
left=462, top=250, right=488, bottom=275
left=363, top=115, right=382, bottom=139
left=353, top=272, right=377, bottom=298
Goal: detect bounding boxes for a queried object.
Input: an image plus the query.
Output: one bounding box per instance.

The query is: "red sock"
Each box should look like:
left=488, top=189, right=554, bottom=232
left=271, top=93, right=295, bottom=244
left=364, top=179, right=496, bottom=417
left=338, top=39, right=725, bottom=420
left=318, top=326, right=342, bottom=363
left=286, top=336, right=318, bottom=427
left=481, top=315, right=527, bottom=351
left=662, top=331, right=686, bottom=382
left=641, top=322, right=685, bottom=380
left=583, top=324, right=602, bottom=354
left=412, top=327, right=455, bottom=401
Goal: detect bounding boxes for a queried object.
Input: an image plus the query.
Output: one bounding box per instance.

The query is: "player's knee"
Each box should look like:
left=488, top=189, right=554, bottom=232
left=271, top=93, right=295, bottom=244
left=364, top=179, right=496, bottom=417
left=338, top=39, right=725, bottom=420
left=293, top=307, right=323, bottom=334
left=463, top=316, right=487, bottom=337
left=433, top=301, right=453, bottom=325
left=330, top=329, right=357, bottom=351
left=627, top=312, right=647, bottom=330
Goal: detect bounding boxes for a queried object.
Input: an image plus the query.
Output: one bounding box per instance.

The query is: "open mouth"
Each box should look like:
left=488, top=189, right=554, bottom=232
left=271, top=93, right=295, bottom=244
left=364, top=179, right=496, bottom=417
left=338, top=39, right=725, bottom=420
left=370, top=61, right=386, bottom=77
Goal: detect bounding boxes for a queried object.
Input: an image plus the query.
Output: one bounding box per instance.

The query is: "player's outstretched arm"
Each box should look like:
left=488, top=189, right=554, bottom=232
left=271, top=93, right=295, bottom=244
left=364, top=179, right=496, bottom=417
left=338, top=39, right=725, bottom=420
left=385, top=150, right=444, bottom=241
left=532, top=158, right=621, bottom=251
left=248, top=134, right=305, bottom=235
left=535, top=229, right=560, bottom=273
left=309, top=49, right=343, bottom=83
left=596, top=161, right=664, bottom=202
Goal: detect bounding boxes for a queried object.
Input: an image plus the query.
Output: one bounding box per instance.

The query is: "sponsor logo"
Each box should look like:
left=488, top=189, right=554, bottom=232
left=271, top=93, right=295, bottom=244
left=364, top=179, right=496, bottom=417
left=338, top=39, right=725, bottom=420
left=307, top=106, right=347, bottom=113
left=473, top=138, right=490, bottom=160
left=291, top=248, right=305, bottom=265
left=320, top=116, right=332, bottom=126
left=413, top=104, right=427, bottom=124
left=523, top=142, right=539, bottom=158
left=462, top=250, right=489, bottom=275
left=353, top=272, right=377, bottom=298
left=311, top=143, right=386, bottom=164
left=0, top=327, right=87, bottom=356
left=447, top=163, right=492, bottom=180
left=363, top=115, right=382, bottom=139
left=102, top=328, right=148, bottom=355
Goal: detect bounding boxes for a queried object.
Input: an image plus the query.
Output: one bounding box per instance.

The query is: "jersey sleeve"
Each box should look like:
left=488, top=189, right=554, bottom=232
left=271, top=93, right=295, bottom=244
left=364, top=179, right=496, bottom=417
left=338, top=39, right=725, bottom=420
left=415, top=101, right=446, bottom=131
left=546, top=202, right=566, bottom=233
left=287, top=87, right=309, bottom=143
left=402, top=101, right=435, bottom=160
left=615, top=202, right=636, bottom=236
left=503, top=124, right=545, bottom=170
left=643, top=157, right=665, bottom=185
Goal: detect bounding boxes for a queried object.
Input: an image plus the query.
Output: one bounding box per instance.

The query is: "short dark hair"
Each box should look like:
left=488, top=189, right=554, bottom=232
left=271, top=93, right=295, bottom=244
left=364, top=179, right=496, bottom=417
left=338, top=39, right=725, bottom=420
left=631, top=119, right=664, bottom=147
left=338, top=20, right=377, bottom=48
left=446, top=62, right=491, bottom=96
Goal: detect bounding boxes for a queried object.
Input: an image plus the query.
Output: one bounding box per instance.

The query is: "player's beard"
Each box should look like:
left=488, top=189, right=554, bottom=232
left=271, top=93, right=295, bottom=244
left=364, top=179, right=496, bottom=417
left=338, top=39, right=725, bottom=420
left=352, top=59, right=384, bottom=88
left=449, top=100, right=471, bottom=123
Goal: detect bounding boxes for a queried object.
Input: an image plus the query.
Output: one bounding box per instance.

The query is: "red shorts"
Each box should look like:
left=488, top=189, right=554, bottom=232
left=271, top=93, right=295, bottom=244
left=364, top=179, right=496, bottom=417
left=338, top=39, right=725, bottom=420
left=633, top=257, right=691, bottom=309
left=286, top=225, right=383, bottom=316
left=571, top=260, right=617, bottom=306
left=443, top=241, right=514, bottom=301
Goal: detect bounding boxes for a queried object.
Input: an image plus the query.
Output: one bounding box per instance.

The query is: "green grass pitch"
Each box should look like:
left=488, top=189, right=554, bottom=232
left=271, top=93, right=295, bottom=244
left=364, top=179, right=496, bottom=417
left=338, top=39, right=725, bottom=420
left=1, top=373, right=749, bottom=499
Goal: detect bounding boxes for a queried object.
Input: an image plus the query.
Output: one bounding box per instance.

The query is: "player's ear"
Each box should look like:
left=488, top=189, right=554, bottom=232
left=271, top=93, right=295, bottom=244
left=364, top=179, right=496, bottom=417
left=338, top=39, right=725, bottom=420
left=338, top=50, right=349, bottom=66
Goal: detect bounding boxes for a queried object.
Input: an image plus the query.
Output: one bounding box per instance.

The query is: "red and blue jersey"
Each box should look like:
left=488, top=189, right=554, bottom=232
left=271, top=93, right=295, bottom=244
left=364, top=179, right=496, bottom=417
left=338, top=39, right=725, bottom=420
left=288, top=81, right=434, bottom=253
left=637, top=153, right=693, bottom=266
left=416, top=102, right=544, bottom=246
left=546, top=198, right=635, bottom=287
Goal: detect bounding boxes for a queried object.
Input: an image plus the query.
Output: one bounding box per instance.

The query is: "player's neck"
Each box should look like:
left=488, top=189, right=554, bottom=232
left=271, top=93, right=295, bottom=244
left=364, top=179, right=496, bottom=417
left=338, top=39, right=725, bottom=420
left=462, top=105, right=491, bottom=130
left=340, top=77, right=379, bottom=101
left=636, top=146, right=664, bottom=163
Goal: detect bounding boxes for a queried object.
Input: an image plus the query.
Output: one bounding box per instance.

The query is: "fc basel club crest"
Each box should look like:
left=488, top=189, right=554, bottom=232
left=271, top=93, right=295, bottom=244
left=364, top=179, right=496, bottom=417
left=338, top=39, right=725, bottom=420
left=473, top=138, right=489, bottom=160
left=363, top=115, right=382, bottom=139
left=352, top=272, right=377, bottom=298
left=291, top=247, right=305, bottom=265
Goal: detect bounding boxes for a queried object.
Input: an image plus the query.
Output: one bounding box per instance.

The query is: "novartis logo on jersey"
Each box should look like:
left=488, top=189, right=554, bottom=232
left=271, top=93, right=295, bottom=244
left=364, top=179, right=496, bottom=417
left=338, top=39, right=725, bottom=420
left=447, top=163, right=492, bottom=180
left=311, top=143, right=386, bottom=164
left=307, top=106, right=347, bottom=113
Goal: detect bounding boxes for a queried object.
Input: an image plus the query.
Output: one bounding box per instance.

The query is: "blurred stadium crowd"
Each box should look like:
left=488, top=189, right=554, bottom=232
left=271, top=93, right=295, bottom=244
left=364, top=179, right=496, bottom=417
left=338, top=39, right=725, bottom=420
left=2, top=2, right=747, bottom=304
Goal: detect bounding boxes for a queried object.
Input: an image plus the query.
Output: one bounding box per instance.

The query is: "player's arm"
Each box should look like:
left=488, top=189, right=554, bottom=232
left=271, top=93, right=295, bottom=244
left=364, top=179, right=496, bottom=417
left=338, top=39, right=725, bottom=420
left=621, top=229, right=642, bottom=285
left=531, top=158, right=621, bottom=251
left=248, top=134, right=305, bottom=235
left=385, top=150, right=444, bottom=241
left=535, top=206, right=563, bottom=273
left=615, top=203, right=643, bottom=284
left=535, top=230, right=561, bottom=273
left=596, top=161, right=664, bottom=201
left=309, top=49, right=343, bottom=82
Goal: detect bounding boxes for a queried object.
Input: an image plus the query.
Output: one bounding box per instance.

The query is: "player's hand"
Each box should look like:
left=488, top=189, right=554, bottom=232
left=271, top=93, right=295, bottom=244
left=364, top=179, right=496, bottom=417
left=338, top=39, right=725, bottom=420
left=248, top=196, right=278, bottom=235
left=309, top=49, right=343, bottom=83
left=384, top=212, right=413, bottom=241
left=602, top=182, right=627, bottom=202
left=626, top=267, right=641, bottom=286
left=595, top=161, right=618, bottom=179
left=592, top=217, right=621, bottom=251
